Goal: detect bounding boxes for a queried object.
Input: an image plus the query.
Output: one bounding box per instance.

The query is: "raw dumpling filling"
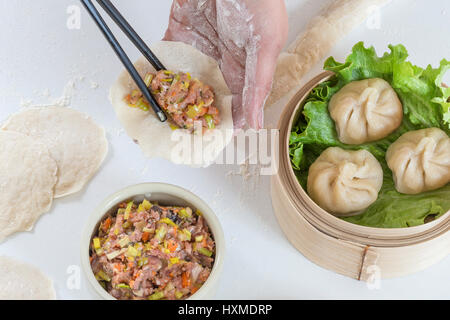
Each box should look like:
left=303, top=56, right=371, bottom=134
left=125, top=70, right=220, bottom=132
left=90, top=199, right=215, bottom=300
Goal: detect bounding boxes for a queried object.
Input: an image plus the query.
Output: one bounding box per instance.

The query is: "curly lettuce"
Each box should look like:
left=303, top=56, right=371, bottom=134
left=289, top=42, right=450, bottom=228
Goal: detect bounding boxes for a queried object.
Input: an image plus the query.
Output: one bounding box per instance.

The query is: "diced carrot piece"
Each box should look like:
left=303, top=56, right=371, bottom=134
left=102, top=217, right=112, bottom=232
left=134, top=270, right=142, bottom=280
left=182, top=271, right=191, bottom=288
left=167, top=239, right=178, bottom=253
left=170, top=226, right=178, bottom=237
left=191, top=287, right=199, bottom=295
left=142, top=232, right=150, bottom=242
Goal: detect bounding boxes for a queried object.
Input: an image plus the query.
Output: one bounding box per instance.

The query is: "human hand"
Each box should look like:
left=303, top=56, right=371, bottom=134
left=164, top=0, right=289, bottom=130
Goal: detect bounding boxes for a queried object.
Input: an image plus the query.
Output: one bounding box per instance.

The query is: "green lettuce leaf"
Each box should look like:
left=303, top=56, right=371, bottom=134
left=289, top=42, right=450, bottom=228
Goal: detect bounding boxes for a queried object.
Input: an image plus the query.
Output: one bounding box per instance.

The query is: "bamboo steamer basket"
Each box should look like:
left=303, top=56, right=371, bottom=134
left=271, top=71, right=450, bottom=281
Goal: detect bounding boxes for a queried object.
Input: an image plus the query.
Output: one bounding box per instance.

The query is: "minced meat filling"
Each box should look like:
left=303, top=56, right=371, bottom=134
left=90, top=199, right=215, bottom=300
left=125, top=70, right=220, bottom=131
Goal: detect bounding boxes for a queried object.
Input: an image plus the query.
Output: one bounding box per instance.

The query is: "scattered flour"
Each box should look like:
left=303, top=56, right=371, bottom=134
left=226, top=160, right=262, bottom=205
left=42, top=88, right=51, bottom=98
left=115, top=128, right=124, bottom=137
left=90, top=81, right=99, bottom=89
left=20, top=98, right=34, bottom=108
left=141, top=165, right=150, bottom=175
left=211, top=187, right=225, bottom=209
left=17, top=74, right=101, bottom=110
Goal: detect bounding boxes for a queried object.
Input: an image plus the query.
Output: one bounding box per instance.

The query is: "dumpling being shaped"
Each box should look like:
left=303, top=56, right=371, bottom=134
left=307, top=147, right=383, bottom=216
left=386, top=128, right=450, bottom=194
left=329, top=78, right=403, bottom=144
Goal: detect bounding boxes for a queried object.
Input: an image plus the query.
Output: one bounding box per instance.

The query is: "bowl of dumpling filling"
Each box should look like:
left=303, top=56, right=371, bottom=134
left=81, top=183, right=225, bottom=300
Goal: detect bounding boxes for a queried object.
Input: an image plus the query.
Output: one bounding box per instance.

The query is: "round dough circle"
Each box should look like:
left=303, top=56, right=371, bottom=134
left=386, top=127, right=450, bottom=194
left=2, top=106, right=108, bottom=198
left=110, top=41, right=233, bottom=168
left=307, top=147, right=383, bottom=216
left=329, top=78, right=403, bottom=144
left=0, top=131, right=57, bottom=242
left=0, top=256, right=56, bottom=300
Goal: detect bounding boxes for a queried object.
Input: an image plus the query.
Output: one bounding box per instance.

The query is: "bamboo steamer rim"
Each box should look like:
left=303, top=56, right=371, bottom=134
left=278, top=71, right=450, bottom=247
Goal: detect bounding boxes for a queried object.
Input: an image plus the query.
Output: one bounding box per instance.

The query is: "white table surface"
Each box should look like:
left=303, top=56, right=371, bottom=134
left=0, top=0, right=448, bottom=300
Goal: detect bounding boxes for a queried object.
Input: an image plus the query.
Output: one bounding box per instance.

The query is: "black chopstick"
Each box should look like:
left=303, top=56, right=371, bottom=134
left=96, top=0, right=166, bottom=71
left=80, top=0, right=167, bottom=122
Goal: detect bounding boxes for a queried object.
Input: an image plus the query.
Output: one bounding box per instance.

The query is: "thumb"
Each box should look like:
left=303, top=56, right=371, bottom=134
left=242, top=47, right=280, bottom=130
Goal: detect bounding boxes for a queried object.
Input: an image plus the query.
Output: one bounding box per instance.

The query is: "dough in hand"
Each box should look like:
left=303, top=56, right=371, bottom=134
left=2, top=106, right=108, bottom=198
left=110, top=41, right=233, bottom=168
left=386, top=128, right=450, bottom=194
left=0, top=256, right=56, bottom=300
left=329, top=78, right=403, bottom=144
left=307, top=147, right=383, bottom=216
left=0, top=131, right=57, bottom=242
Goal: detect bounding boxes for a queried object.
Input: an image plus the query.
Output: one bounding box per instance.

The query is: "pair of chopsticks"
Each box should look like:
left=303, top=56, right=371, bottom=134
left=81, top=0, right=167, bottom=122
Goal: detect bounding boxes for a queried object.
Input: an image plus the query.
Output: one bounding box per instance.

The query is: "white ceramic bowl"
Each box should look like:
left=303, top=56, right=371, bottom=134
left=81, top=183, right=225, bottom=300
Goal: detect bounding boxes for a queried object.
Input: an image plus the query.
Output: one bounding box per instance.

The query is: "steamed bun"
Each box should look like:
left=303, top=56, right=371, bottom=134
left=329, top=78, right=403, bottom=144
left=386, top=128, right=450, bottom=194
left=307, top=147, right=383, bottom=216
